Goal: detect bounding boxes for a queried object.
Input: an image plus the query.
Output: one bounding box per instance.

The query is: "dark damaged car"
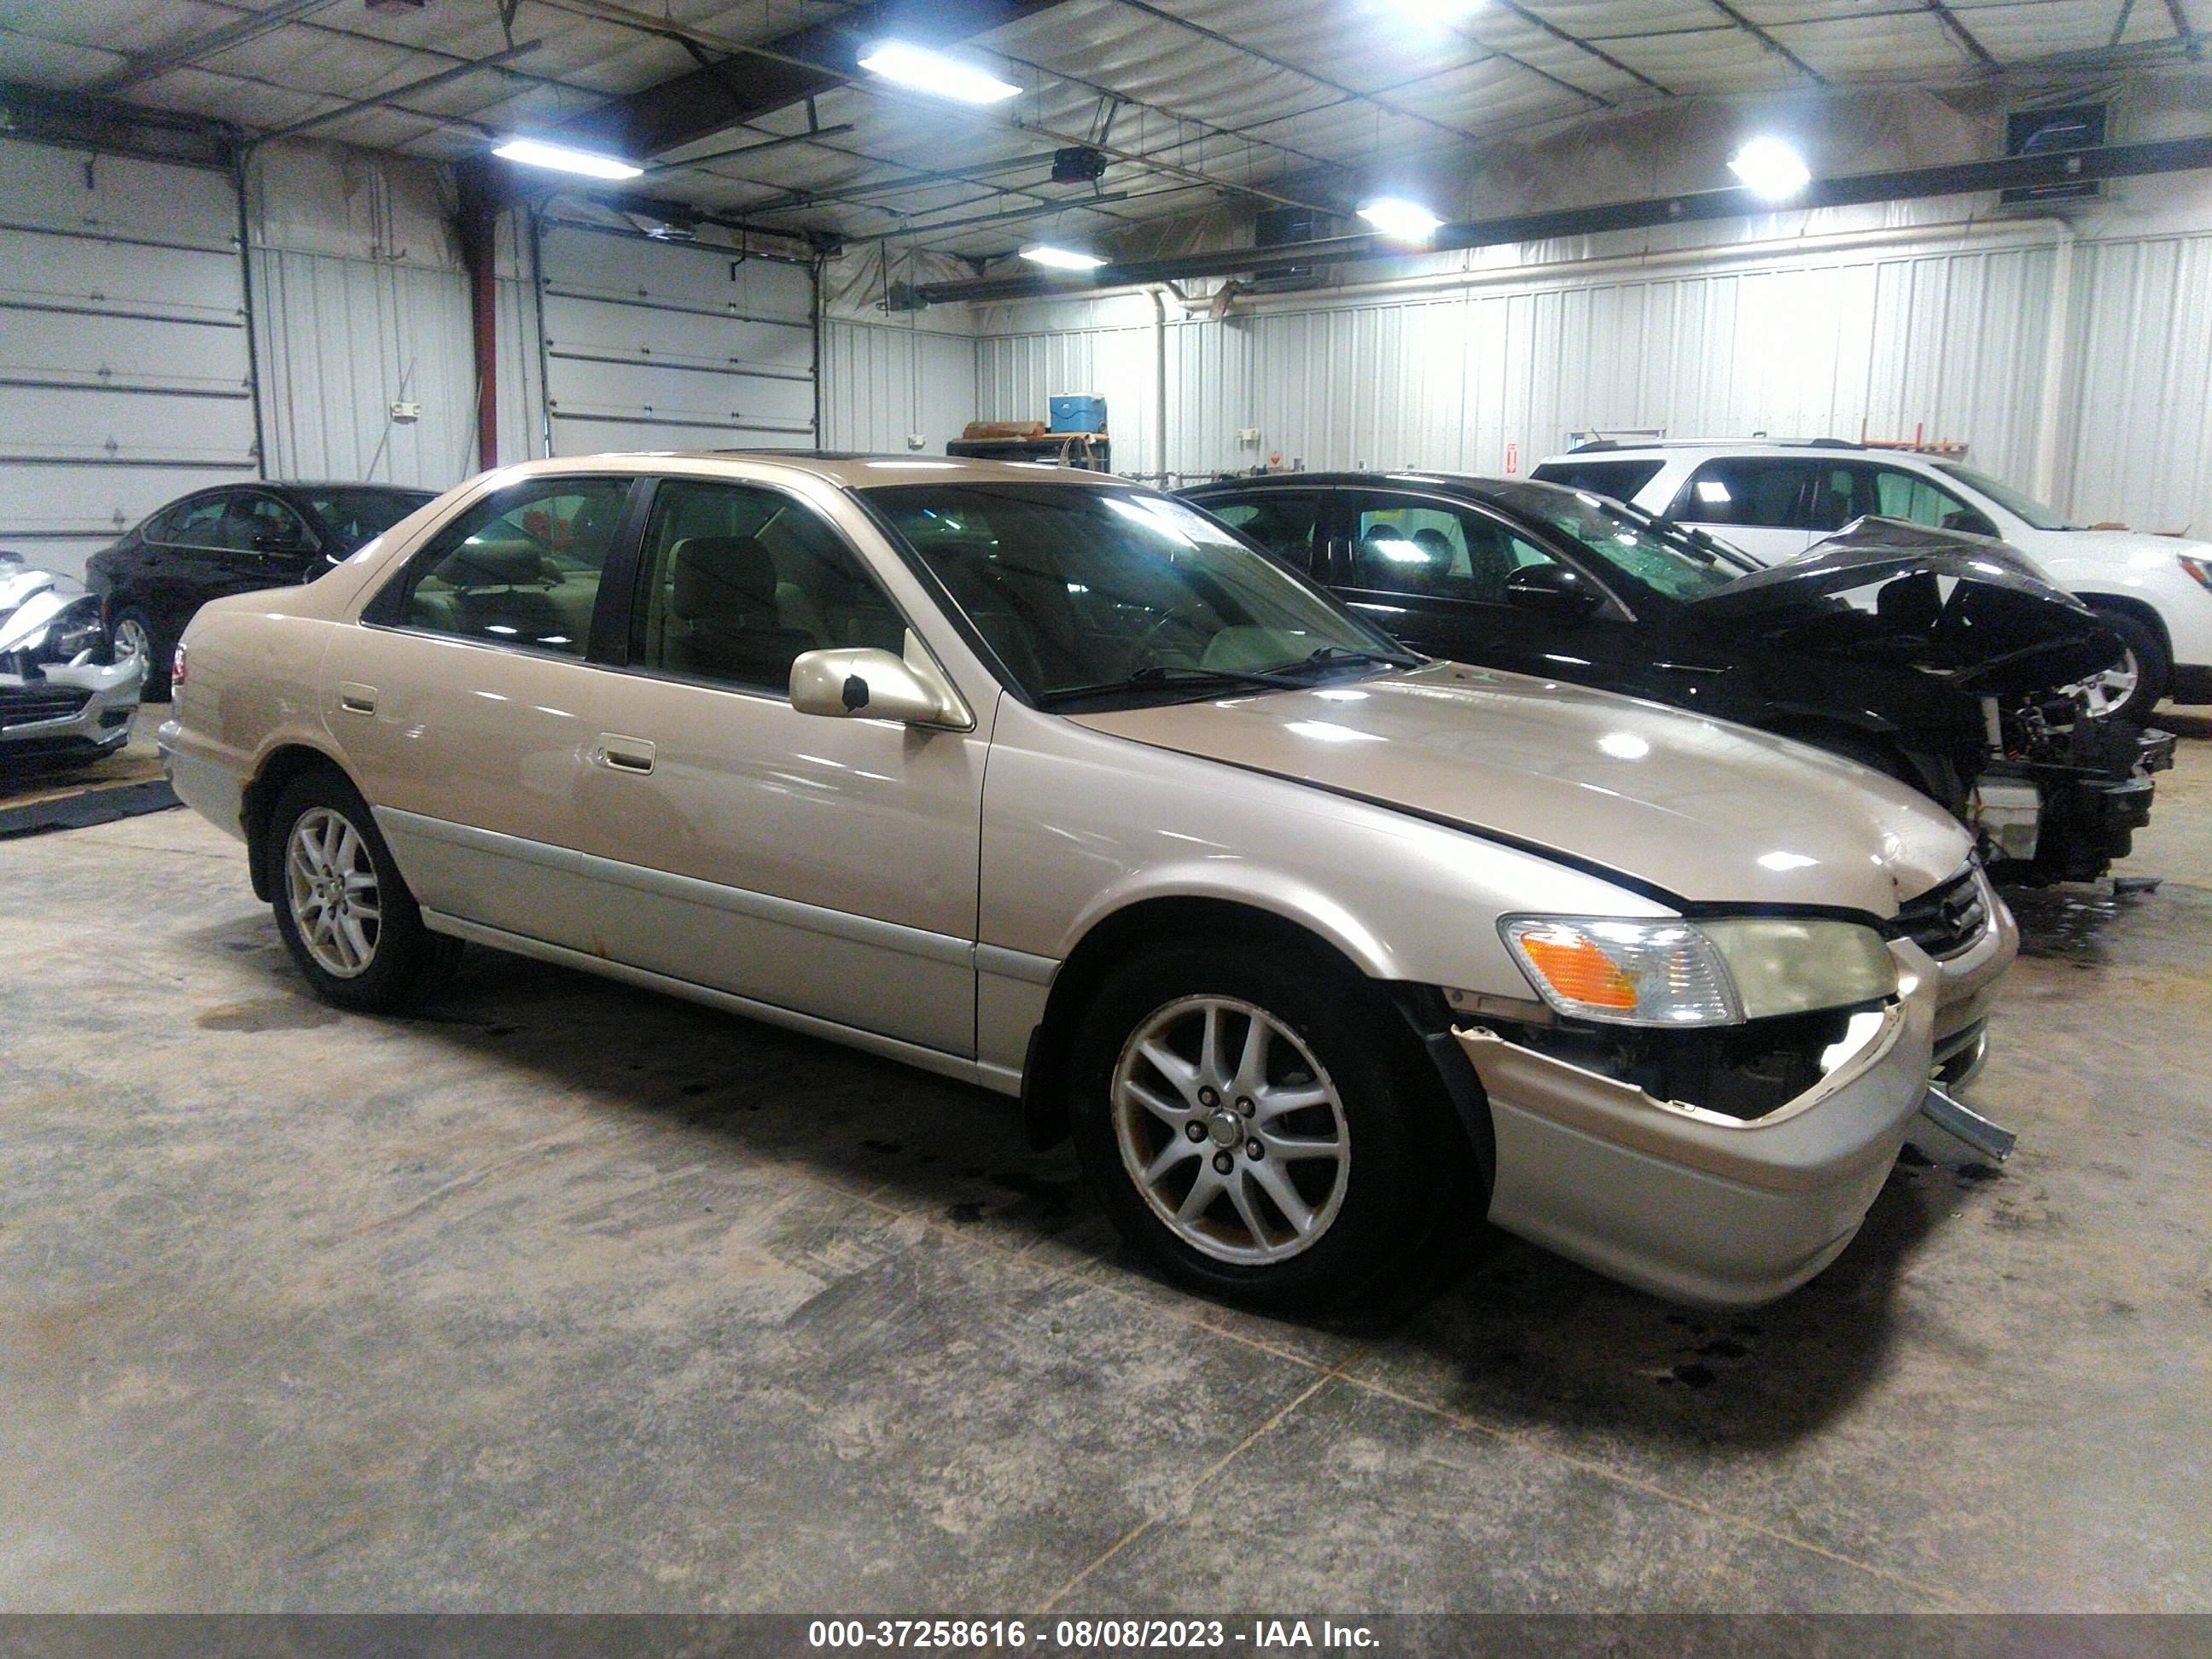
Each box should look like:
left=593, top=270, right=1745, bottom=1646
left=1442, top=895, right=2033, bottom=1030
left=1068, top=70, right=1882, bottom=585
left=1178, top=474, right=2173, bottom=884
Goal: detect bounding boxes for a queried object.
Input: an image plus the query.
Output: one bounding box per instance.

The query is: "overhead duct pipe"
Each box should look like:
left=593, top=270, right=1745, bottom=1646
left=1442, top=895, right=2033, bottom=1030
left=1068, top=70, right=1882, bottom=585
left=917, top=136, right=2212, bottom=306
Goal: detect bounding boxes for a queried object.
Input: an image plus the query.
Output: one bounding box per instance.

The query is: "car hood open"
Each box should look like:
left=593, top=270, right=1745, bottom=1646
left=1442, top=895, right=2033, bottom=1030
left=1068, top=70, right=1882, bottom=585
left=1691, top=517, right=2121, bottom=695
left=1069, top=661, right=1970, bottom=918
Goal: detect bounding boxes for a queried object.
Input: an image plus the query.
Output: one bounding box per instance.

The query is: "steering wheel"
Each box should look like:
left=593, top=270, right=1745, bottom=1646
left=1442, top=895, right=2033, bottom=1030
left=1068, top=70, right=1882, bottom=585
left=1134, top=608, right=1214, bottom=665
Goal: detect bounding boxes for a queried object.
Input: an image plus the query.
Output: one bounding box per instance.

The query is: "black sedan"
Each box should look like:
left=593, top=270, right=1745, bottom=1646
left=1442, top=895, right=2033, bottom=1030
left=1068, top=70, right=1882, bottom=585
left=1179, top=472, right=2170, bottom=883
left=85, top=480, right=434, bottom=697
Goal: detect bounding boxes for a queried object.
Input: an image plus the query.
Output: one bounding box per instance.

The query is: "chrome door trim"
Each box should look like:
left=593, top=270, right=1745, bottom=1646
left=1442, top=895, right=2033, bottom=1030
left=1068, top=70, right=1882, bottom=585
left=376, top=806, right=975, bottom=969
left=975, top=942, right=1058, bottom=986
left=417, top=909, right=1019, bottom=1096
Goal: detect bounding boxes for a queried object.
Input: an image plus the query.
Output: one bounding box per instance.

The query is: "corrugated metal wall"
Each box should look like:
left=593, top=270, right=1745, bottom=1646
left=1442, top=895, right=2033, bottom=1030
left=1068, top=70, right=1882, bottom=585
left=250, top=248, right=476, bottom=487
left=962, top=222, right=2212, bottom=538
left=820, top=320, right=978, bottom=456
left=2063, top=232, right=2212, bottom=536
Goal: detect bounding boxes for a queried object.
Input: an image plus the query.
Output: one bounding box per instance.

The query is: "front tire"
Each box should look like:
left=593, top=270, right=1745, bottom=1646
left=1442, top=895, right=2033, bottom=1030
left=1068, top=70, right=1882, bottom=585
left=111, top=607, right=169, bottom=699
left=268, top=769, right=458, bottom=1012
left=2081, top=605, right=2168, bottom=723
left=1067, top=940, right=1474, bottom=1315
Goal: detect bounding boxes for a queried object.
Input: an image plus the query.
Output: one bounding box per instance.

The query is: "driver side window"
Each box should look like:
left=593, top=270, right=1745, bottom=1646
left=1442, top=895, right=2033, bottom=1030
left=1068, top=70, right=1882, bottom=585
left=1870, top=468, right=1995, bottom=537
left=389, top=477, right=630, bottom=656
left=1347, top=495, right=1557, bottom=605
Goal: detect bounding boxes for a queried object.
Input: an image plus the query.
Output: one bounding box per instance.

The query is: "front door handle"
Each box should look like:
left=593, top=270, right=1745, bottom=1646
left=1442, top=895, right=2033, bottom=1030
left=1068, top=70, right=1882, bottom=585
left=595, top=734, right=656, bottom=775
left=338, top=683, right=377, bottom=714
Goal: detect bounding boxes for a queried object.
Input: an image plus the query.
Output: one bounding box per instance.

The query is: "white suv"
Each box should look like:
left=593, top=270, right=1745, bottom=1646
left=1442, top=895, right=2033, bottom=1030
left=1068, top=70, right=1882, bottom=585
left=1532, top=440, right=2212, bottom=721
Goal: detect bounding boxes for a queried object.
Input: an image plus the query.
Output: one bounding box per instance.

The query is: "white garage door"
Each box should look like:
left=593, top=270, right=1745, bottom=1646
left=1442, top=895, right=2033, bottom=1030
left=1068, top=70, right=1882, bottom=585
left=536, top=219, right=816, bottom=455
left=0, top=139, right=258, bottom=579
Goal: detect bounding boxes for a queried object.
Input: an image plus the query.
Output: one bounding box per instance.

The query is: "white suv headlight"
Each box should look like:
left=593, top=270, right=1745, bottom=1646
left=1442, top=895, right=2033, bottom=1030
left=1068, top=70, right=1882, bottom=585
left=1500, top=915, right=1898, bottom=1027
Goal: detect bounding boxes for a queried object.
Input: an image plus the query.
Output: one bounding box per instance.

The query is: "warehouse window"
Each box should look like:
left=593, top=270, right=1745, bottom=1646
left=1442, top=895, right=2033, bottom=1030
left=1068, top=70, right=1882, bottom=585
left=387, top=478, right=629, bottom=657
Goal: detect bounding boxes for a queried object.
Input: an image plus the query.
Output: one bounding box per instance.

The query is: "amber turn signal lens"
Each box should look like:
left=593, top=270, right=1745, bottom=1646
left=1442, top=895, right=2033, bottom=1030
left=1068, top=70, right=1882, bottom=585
left=1516, top=927, right=1639, bottom=1010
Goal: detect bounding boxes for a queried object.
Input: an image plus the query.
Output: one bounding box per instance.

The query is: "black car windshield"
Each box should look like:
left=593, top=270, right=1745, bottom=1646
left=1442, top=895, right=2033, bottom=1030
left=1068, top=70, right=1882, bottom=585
left=864, top=482, right=1414, bottom=707
left=1480, top=483, right=1749, bottom=602
left=302, top=487, right=435, bottom=552
left=1931, top=464, right=2080, bottom=531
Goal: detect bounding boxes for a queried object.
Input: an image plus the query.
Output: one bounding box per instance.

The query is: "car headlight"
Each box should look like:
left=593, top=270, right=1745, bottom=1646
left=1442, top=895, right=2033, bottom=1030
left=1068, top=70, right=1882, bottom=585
left=1500, top=915, right=1898, bottom=1027
left=2180, top=553, right=2212, bottom=593
left=0, top=591, right=104, bottom=666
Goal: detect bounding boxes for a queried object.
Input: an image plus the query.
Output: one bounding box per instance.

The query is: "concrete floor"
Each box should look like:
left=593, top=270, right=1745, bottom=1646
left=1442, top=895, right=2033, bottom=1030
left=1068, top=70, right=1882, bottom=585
left=3, top=716, right=2209, bottom=1613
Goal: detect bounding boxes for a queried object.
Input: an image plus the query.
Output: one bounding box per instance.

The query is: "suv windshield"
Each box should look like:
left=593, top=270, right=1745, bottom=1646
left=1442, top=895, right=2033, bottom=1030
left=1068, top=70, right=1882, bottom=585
left=1481, top=483, right=1750, bottom=602
left=302, top=487, right=436, bottom=551
left=1932, top=464, right=2080, bottom=532
left=864, top=483, right=1414, bottom=707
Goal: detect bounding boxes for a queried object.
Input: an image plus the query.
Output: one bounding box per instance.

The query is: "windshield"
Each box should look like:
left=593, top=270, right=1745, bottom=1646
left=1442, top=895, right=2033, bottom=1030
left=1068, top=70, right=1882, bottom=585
left=303, top=488, right=435, bottom=551
left=1931, top=464, right=2080, bottom=532
left=864, top=483, right=1413, bottom=707
left=1480, top=483, right=1749, bottom=601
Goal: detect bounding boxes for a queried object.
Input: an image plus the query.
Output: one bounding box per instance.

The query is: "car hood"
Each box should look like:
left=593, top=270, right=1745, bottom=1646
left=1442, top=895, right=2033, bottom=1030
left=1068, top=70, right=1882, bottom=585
left=1069, top=661, right=1970, bottom=917
left=1691, top=517, right=2120, bottom=695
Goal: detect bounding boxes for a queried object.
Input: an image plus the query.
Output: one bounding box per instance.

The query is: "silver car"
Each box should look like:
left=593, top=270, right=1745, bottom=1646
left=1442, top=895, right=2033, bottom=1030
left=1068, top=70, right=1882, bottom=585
left=0, top=553, right=144, bottom=765
left=158, top=454, right=2016, bottom=1312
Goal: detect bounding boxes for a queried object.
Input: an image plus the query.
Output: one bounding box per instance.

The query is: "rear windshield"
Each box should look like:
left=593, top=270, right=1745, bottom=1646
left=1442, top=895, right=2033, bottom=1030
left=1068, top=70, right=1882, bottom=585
left=303, top=488, right=435, bottom=552
left=1526, top=458, right=1664, bottom=504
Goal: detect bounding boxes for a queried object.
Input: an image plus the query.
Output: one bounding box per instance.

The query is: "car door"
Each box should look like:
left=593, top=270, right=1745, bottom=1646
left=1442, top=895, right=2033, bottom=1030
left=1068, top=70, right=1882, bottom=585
left=1187, top=489, right=1330, bottom=574
left=1664, top=457, right=1819, bottom=563
left=322, top=472, right=642, bottom=956
left=548, top=472, right=987, bottom=1057
left=140, top=490, right=240, bottom=638
left=225, top=489, right=323, bottom=585
left=1329, top=488, right=1615, bottom=678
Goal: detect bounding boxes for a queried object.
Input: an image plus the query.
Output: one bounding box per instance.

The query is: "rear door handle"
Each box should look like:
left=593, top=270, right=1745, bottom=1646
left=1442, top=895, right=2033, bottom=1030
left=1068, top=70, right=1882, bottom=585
left=595, top=734, right=655, bottom=775
left=338, top=683, right=377, bottom=714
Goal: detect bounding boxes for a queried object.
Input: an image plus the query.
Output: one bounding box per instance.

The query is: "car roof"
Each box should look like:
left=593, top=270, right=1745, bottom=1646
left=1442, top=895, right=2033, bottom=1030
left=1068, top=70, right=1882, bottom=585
left=1182, top=469, right=1576, bottom=498
left=1536, top=439, right=1930, bottom=460
left=471, top=451, right=1155, bottom=493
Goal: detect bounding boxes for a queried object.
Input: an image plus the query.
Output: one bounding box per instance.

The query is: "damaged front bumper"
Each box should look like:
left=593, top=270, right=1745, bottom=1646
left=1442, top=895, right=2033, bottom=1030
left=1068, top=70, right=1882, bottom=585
left=0, top=653, right=144, bottom=763
left=1976, top=723, right=2175, bottom=883
left=1458, top=940, right=1942, bottom=1309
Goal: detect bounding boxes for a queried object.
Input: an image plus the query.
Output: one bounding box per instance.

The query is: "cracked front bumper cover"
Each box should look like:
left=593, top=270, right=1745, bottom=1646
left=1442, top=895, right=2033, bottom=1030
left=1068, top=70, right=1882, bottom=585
left=1457, top=940, right=1941, bottom=1309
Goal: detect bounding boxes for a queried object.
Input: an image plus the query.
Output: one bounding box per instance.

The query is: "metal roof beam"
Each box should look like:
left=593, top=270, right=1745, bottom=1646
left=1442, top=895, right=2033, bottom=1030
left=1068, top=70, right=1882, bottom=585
left=917, top=134, right=2212, bottom=304
left=1702, top=1, right=1831, bottom=84
left=90, top=0, right=346, bottom=95
left=1922, top=1, right=2001, bottom=68
left=556, top=0, right=1069, bottom=160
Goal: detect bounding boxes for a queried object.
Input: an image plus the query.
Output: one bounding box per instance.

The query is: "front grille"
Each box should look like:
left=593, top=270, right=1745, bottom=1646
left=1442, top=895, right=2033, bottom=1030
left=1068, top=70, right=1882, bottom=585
left=0, top=687, right=90, bottom=730
left=1895, top=867, right=1990, bottom=960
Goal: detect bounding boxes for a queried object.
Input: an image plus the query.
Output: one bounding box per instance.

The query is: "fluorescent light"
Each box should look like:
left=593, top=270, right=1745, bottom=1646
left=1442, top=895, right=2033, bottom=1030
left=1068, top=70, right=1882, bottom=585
left=1357, top=196, right=1444, bottom=242
left=859, top=41, right=1019, bottom=104
left=1019, top=242, right=1106, bottom=270
left=1388, top=0, right=1485, bottom=20
left=1729, top=137, right=1811, bottom=201
left=492, top=137, right=643, bottom=180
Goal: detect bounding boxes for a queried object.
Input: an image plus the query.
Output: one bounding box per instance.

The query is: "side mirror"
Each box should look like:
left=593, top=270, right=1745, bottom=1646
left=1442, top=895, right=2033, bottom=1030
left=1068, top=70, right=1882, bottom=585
left=1941, top=510, right=1999, bottom=539
left=1504, top=563, right=1604, bottom=616
left=789, top=646, right=969, bottom=729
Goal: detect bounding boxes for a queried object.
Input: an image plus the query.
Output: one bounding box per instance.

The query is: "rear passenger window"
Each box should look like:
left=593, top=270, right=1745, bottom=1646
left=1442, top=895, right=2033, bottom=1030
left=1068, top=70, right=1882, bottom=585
left=1346, top=494, right=1559, bottom=605
left=629, top=480, right=905, bottom=693
left=1669, top=458, right=1818, bottom=529
left=390, top=478, right=629, bottom=656
left=161, top=495, right=234, bottom=548
left=1198, top=492, right=1324, bottom=570
left=1525, top=459, right=1663, bottom=502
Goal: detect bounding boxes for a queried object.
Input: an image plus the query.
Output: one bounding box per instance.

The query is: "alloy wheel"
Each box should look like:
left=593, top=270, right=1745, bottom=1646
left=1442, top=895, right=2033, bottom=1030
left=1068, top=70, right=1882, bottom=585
left=113, top=616, right=152, bottom=669
left=2075, top=646, right=2141, bottom=719
left=1111, top=995, right=1350, bottom=1265
left=285, top=806, right=381, bottom=978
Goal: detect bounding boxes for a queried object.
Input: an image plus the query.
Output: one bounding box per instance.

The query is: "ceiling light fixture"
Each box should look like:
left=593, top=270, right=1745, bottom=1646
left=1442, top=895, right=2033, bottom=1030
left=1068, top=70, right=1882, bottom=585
left=1357, top=196, right=1444, bottom=242
left=1388, top=0, right=1486, bottom=21
left=1728, top=137, right=1812, bottom=201
left=492, top=137, right=642, bottom=180
left=1019, top=242, right=1107, bottom=270
left=859, top=42, right=1020, bottom=104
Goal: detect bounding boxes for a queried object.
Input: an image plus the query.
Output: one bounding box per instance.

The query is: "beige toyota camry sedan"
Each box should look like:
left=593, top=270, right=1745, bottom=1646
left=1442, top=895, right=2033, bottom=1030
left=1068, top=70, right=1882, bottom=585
left=160, top=452, right=2017, bottom=1312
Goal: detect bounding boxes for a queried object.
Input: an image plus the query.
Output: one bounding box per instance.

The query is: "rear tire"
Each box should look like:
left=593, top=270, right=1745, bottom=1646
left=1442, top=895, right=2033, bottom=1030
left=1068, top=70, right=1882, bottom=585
left=267, top=768, right=459, bottom=1012
left=2082, top=605, right=2168, bottom=723
left=1066, top=940, right=1475, bottom=1315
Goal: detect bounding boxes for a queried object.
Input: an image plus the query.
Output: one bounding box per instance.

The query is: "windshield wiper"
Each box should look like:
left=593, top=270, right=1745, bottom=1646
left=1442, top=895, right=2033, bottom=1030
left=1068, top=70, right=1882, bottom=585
left=1270, top=644, right=1423, bottom=676
left=1040, top=663, right=1307, bottom=707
